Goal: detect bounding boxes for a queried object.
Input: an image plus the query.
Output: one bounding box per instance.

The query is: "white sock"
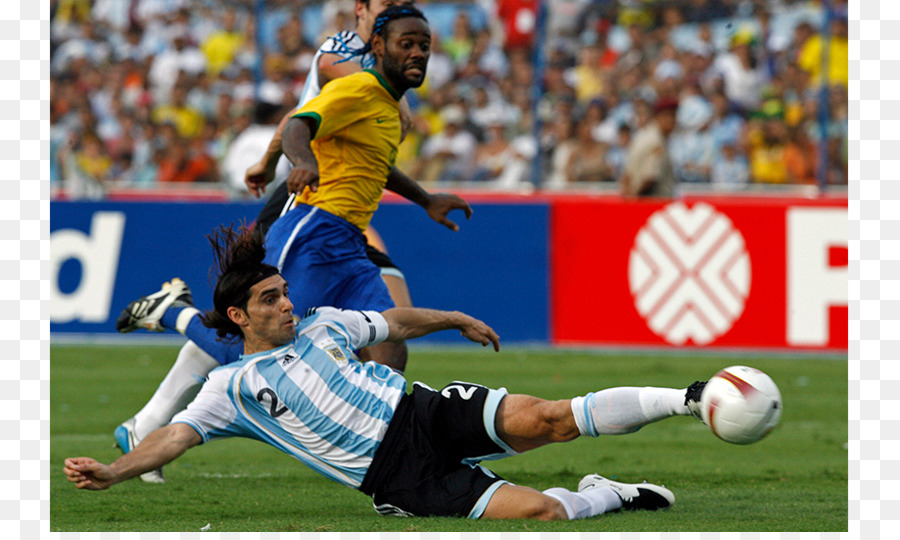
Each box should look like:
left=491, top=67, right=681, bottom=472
left=543, top=487, right=623, bottom=519
left=132, top=341, right=219, bottom=439
left=570, top=387, right=690, bottom=437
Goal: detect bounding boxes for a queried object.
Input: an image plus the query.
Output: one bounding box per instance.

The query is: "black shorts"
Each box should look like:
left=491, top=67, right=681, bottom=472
left=360, top=382, right=515, bottom=518
left=256, top=181, right=403, bottom=273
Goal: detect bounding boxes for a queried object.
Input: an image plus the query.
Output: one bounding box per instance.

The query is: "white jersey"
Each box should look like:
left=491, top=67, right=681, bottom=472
left=171, top=308, right=404, bottom=489
left=275, top=31, right=375, bottom=181
left=297, top=30, right=375, bottom=108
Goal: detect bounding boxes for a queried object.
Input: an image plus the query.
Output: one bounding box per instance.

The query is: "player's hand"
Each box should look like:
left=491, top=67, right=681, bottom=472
left=63, top=457, right=117, bottom=490
left=245, top=159, right=275, bottom=198
left=458, top=315, right=500, bottom=352
left=425, top=193, right=473, bottom=232
left=285, top=162, right=320, bottom=196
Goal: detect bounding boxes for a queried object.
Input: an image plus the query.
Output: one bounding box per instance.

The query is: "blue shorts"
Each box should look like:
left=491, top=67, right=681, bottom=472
left=263, top=204, right=396, bottom=313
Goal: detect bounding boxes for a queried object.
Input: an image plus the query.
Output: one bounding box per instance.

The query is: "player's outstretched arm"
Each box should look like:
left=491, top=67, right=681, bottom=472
left=382, top=307, right=499, bottom=351
left=384, top=168, right=473, bottom=231
left=63, top=423, right=201, bottom=491
left=281, top=117, right=321, bottom=195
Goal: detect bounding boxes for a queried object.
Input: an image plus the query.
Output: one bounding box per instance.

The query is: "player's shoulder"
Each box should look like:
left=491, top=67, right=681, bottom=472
left=301, top=307, right=377, bottom=327
left=321, top=70, right=380, bottom=95
left=302, top=306, right=352, bottom=323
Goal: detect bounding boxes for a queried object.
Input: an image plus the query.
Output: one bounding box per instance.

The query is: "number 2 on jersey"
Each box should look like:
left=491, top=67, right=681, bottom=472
left=257, top=388, right=289, bottom=418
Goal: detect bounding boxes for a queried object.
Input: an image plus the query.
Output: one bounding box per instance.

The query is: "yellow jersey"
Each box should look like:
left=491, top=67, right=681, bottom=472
left=291, top=69, right=402, bottom=231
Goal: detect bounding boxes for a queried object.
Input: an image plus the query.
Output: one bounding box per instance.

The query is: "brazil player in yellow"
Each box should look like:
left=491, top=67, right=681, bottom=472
left=269, top=5, right=470, bottom=368
left=246, top=0, right=420, bottom=361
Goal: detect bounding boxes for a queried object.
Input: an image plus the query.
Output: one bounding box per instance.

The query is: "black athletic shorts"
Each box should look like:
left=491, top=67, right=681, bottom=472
left=360, top=382, right=515, bottom=518
left=255, top=181, right=402, bottom=272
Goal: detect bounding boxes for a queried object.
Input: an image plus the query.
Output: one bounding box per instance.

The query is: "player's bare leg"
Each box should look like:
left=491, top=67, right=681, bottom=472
left=481, top=484, right=568, bottom=520
left=381, top=274, right=412, bottom=307
left=480, top=388, right=693, bottom=520
left=494, top=387, right=698, bottom=453
left=358, top=340, right=408, bottom=371
left=358, top=227, right=411, bottom=372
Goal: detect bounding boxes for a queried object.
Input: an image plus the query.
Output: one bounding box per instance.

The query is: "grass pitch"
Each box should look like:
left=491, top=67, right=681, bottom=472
left=51, top=344, right=847, bottom=532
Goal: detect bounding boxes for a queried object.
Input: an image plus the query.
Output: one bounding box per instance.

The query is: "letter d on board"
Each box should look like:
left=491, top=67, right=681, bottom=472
left=51, top=212, right=125, bottom=323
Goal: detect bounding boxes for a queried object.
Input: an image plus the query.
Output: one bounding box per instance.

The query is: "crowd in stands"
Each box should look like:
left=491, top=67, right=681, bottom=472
left=50, top=0, right=849, bottom=198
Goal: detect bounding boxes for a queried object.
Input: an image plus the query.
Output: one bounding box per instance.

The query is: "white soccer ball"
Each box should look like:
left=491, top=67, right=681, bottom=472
left=699, top=365, right=782, bottom=445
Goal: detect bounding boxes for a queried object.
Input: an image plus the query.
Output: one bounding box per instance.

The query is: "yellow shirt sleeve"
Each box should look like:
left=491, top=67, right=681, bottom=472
left=292, top=75, right=374, bottom=140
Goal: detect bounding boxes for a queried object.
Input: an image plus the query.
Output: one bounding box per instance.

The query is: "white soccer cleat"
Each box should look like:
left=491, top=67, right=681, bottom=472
left=116, top=278, right=193, bottom=333
left=114, top=417, right=165, bottom=483
left=578, top=474, right=674, bottom=511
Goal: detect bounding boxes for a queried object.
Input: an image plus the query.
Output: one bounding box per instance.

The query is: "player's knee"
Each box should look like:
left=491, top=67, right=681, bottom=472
left=359, top=341, right=408, bottom=372
left=525, top=495, right=568, bottom=521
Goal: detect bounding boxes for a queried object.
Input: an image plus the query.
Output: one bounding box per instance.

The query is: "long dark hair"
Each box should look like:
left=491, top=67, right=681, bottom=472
left=200, top=223, right=279, bottom=340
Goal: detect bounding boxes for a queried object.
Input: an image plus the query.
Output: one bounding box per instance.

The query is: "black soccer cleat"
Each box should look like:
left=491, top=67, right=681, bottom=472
left=578, top=474, right=674, bottom=510
left=115, top=278, right=193, bottom=333
left=684, top=380, right=707, bottom=420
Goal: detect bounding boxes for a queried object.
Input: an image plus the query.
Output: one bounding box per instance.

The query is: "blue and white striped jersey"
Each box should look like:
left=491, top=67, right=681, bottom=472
left=171, top=307, right=404, bottom=489
left=297, top=30, right=375, bottom=108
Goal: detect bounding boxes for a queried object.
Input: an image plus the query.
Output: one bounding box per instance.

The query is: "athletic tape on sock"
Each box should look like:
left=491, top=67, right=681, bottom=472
left=175, top=307, right=201, bottom=335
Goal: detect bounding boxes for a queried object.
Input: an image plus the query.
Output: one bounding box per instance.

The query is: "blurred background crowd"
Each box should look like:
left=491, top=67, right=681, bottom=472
left=50, top=0, right=849, bottom=199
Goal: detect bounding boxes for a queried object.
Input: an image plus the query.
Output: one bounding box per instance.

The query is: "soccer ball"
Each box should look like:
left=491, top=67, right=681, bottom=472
left=699, top=366, right=782, bottom=445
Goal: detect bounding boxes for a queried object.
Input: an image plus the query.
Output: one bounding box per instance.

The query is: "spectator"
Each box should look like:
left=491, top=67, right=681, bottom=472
left=470, top=28, right=510, bottom=81
left=653, top=43, right=684, bottom=83
left=565, top=117, right=615, bottom=184
left=710, top=141, right=750, bottom=189
left=148, top=31, right=207, bottom=97
left=73, top=132, right=113, bottom=186
left=468, top=86, right=517, bottom=139
left=797, top=14, right=848, bottom=88
left=470, top=116, right=515, bottom=182
left=151, top=85, right=205, bottom=139
left=708, top=29, right=768, bottom=114
left=622, top=98, right=678, bottom=197
left=420, top=105, right=478, bottom=183
left=783, top=127, right=816, bottom=184
left=605, top=123, right=631, bottom=180
left=52, top=21, right=112, bottom=74
left=275, top=14, right=314, bottom=59
left=109, top=25, right=155, bottom=63
left=543, top=116, right=577, bottom=188
left=747, top=108, right=789, bottom=184
left=91, top=0, right=131, bottom=34
left=570, top=42, right=607, bottom=105
left=201, top=9, right=246, bottom=77
left=670, top=85, right=715, bottom=184
left=706, top=90, right=745, bottom=150
left=157, top=136, right=218, bottom=184
left=52, top=0, right=92, bottom=43
left=443, top=11, right=476, bottom=65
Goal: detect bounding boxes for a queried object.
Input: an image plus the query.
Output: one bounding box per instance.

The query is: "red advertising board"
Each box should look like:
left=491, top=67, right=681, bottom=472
left=551, top=196, right=848, bottom=350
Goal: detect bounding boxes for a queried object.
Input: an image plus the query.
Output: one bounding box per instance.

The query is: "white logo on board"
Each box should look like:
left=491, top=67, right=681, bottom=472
left=628, top=202, right=751, bottom=345
left=51, top=212, right=126, bottom=324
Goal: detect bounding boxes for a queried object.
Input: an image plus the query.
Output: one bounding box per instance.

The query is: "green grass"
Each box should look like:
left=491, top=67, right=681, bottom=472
left=51, top=344, right=847, bottom=532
